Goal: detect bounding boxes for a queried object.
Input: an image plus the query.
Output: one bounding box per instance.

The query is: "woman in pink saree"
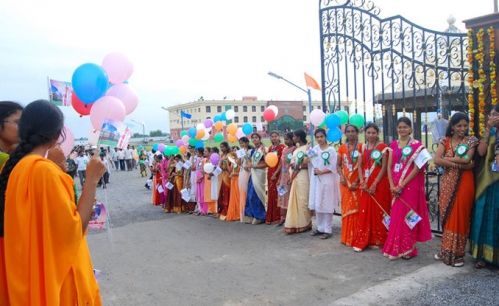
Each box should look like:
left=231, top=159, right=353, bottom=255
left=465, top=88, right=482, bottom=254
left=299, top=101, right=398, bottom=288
left=383, top=117, right=432, bottom=260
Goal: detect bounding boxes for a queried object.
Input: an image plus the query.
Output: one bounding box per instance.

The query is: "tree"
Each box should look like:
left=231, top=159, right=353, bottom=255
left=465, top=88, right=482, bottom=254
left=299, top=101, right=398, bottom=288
left=149, top=130, right=164, bottom=137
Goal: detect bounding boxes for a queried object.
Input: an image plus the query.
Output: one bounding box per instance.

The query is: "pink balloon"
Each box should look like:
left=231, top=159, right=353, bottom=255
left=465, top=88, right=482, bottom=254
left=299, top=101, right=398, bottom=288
left=58, top=126, right=74, bottom=157
left=90, top=96, right=126, bottom=130
left=309, top=109, right=326, bottom=126
left=204, top=118, right=213, bottom=128
left=236, top=127, right=245, bottom=139
left=181, top=135, right=190, bottom=145
left=175, top=139, right=183, bottom=147
left=106, top=83, right=139, bottom=115
left=102, top=52, right=134, bottom=84
left=158, top=143, right=165, bottom=152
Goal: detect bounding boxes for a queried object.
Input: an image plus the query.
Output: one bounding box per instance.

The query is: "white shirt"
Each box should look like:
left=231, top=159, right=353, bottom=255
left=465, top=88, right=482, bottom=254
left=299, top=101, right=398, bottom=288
left=125, top=148, right=133, bottom=159
left=75, top=155, right=89, bottom=171
left=117, top=150, right=125, bottom=160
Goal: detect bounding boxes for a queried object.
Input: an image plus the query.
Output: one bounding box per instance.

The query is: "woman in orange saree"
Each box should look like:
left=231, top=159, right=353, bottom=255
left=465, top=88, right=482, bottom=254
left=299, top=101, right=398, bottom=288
left=337, top=124, right=362, bottom=246
left=434, top=112, right=478, bottom=267
left=225, top=150, right=241, bottom=221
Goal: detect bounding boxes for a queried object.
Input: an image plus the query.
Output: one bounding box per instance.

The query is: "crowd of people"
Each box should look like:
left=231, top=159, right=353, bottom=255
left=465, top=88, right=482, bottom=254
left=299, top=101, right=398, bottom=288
left=0, top=99, right=497, bottom=305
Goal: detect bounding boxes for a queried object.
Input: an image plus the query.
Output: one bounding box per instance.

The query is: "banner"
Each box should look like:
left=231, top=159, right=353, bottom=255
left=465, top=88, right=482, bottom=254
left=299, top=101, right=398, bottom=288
left=48, top=78, right=72, bottom=106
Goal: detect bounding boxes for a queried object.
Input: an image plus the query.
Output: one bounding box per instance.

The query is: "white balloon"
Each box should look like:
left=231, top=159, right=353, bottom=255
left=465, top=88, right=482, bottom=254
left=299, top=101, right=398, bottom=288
left=268, top=105, right=279, bottom=116
left=203, top=163, right=214, bottom=173
left=196, top=123, right=205, bottom=131
left=236, top=127, right=245, bottom=139
left=181, top=135, right=190, bottom=146
left=225, top=109, right=235, bottom=120
left=310, top=109, right=326, bottom=126
left=201, top=129, right=210, bottom=141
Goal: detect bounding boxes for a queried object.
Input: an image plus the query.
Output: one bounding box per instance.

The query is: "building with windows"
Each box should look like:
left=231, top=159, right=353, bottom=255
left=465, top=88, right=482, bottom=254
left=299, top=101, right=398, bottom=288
left=166, top=96, right=349, bottom=139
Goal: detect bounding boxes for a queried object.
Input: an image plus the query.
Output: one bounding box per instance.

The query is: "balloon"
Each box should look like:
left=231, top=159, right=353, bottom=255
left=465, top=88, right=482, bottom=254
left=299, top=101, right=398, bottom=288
left=71, top=93, right=93, bottom=116
left=58, top=126, right=74, bottom=157
left=210, top=153, right=220, bottom=165
left=242, top=123, right=253, bottom=135
left=180, top=130, right=188, bottom=137
left=179, top=146, right=187, bottom=154
left=195, top=141, right=205, bottom=149
left=171, top=146, right=180, bottom=155
left=221, top=112, right=227, bottom=121
left=264, top=152, right=278, bottom=168
left=89, top=96, right=126, bottom=130
left=213, top=121, right=224, bottom=131
left=203, top=163, right=214, bottom=173
left=350, top=114, right=365, bottom=129
left=158, top=143, right=165, bottom=152
left=152, top=143, right=159, bottom=151
left=214, top=132, right=224, bottom=142
left=227, top=123, right=237, bottom=135
left=225, top=109, right=235, bottom=120
left=326, top=127, right=342, bottom=142
left=236, top=127, right=245, bottom=139
left=204, top=118, right=214, bottom=128
left=268, top=105, right=279, bottom=116
left=195, top=129, right=205, bottom=140
left=188, top=127, right=197, bottom=138
left=227, top=134, right=237, bottom=143
left=310, top=109, right=326, bottom=126
left=263, top=109, right=276, bottom=122
left=106, top=83, right=139, bottom=115
left=162, top=146, right=170, bottom=156
left=175, top=139, right=183, bottom=147
left=196, top=123, right=205, bottom=131
left=201, top=129, right=210, bottom=141
left=325, top=114, right=341, bottom=129
left=72, top=63, right=109, bottom=104
left=102, top=52, right=134, bottom=84
left=335, top=110, right=349, bottom=125
left=181, top=135, right=190, bottom=145
left=188, top=138, right=198, bottom=146
left=213, top=115, right=221, bottom=122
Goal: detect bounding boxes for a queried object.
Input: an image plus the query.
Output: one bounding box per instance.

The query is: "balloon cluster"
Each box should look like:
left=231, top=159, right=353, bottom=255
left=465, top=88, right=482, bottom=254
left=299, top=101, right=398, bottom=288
left=309, top=109, right=365, bottom=142
left=71, top=53, right=138, bottom=130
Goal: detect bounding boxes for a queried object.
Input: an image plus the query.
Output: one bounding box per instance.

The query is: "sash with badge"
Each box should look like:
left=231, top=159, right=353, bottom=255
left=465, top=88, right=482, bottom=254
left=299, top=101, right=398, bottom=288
left=252, top=148, right=264, bottom=167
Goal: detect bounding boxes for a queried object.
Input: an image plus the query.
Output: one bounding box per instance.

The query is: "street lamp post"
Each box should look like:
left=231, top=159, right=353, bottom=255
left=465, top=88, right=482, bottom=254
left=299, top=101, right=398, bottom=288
left=131, top=119, right=146, bottom=143
left=267, top=71, right=314, bottom=145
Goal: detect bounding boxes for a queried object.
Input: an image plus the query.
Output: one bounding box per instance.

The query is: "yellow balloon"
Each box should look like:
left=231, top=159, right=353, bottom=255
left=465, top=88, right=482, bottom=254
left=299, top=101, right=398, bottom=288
left=227, top=134, right=237, bottom=143
left=227, top=123, right=237, bottom=135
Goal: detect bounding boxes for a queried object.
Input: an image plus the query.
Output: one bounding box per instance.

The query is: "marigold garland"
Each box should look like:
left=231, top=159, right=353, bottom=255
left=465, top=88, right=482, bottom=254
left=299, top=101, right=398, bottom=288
left=488, top=27, right=497, bottom=107
left=477, top=28, right=486, bottom=135
left=467, top=28, right=475, bottom=135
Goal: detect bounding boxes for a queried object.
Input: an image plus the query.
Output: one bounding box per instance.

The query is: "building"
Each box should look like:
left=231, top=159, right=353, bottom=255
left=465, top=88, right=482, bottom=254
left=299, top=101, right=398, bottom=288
left=166, top=96, right=350, bottom=139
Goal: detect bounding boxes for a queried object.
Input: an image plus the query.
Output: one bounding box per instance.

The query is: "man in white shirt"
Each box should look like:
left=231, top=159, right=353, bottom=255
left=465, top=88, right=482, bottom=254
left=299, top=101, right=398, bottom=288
left=125, top=145, right=134, bottom=171
left=111, top=147, right=119, bottom=170
left=118, top=148, right=126, bottom=171
left=75, top=150, right=89, bottom=187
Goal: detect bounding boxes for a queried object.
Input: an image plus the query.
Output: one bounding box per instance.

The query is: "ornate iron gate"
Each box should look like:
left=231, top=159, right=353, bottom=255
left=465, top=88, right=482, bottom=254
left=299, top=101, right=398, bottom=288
left=319, top=0, right=469, bottom=233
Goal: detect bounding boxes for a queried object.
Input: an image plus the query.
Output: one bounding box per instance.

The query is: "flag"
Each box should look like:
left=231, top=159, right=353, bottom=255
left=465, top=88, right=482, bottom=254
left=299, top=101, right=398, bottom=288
left=304, top=73, right=321, bottom=90
left=180, top=111, right=192, bottom=119
left=48, top=78, right=72, bottom=106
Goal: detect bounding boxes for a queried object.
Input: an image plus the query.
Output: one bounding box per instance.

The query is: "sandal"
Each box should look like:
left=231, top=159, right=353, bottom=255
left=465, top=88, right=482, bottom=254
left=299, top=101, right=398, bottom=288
left=434, top=253, right=442, bottom=261
left=475, top=261, right=486, bottom=269
left=310, top=230, right=324, bottom=236
left=320, top=233, right=332, bottom=239
left=452, top=261, right=464, bottom=267
left=402, top=255, right=414, bottom=260
left=353, top=247, right=363, bottom=252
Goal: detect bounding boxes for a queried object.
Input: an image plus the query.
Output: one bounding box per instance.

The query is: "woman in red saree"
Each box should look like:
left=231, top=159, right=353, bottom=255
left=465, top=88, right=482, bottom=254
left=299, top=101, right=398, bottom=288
left=266, top=131, right=285, bottom=224
left=218, top=142, right=231, bottom=220
left=151, top=154, right=164, bottom=206
left=383, top=117, right=432, bottom=260
left=434, top=112, right=477, bottom=267
left=337, top=124, right=362, bottom=246
left=352, top=123, right=391, bottom=251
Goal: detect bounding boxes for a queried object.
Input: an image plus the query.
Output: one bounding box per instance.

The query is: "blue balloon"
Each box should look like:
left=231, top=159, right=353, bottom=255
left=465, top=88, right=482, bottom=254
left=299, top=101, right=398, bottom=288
left=242, top=123, right=253, bottom=135
left=71, top=63, right=109, bottom=104
left=327, top=127, right=342, bottom=142
left=220, top=112, right=227, bottom=121
left=152, top=143, right=159, bottom=151
left=213, top=115, right=221, bottom=122
left=325, top=114, right=341, bottom=129
left=195, top=140, right=205, bottom=149
left=188, top=127, right=197, bottom=138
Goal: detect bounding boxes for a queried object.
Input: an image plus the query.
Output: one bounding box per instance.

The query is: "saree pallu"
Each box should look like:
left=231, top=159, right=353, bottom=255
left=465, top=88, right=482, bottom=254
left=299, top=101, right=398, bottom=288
left=278, top=146, right=295, bottom=210
left=352, top=143, right=391, bottom=250
left=182, top=166, right=196, bottom=212
left=204, top=159, right=217, bottom=214
left=439, top=137, right=477, bottom=265
left=196, top=159, right=207, bottom=214
left=382, top=140, right=432, bottom=258
left=266, top=144, right=284, bottom=224
left=226, top=174, right=240, bottom=221
left=471, top=130, right=499, bottom=266
left=338, top=144, right=361, bottom=246
left=152, top=171, right=163, bottom=206
left=285, top=145, right=311, bottom=234
left=245, top=167, right=267, bottom=221
left=238, top=154, right=251, bottom=221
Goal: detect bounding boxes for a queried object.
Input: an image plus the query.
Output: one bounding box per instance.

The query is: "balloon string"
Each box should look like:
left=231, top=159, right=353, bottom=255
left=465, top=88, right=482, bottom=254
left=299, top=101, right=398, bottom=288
left=103, top=187, right=115, bottom=252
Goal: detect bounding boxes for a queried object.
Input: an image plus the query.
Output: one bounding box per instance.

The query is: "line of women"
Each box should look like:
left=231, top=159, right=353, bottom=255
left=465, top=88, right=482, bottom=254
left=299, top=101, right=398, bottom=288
left=150, top=109, right=499, bottom=269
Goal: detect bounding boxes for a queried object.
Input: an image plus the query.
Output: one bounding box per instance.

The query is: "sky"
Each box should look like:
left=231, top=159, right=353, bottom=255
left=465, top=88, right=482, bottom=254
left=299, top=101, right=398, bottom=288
left=0, top=0, right=494, bottom=137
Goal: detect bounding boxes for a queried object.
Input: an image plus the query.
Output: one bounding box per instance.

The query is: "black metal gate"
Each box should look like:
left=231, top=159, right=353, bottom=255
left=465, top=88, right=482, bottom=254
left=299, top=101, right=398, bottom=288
left=319, top=0, right=469, bottom=233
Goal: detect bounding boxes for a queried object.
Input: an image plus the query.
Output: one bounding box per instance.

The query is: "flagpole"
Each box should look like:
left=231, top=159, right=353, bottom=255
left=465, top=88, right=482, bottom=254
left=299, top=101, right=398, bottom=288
left=47, top=76, right=51, bottom=102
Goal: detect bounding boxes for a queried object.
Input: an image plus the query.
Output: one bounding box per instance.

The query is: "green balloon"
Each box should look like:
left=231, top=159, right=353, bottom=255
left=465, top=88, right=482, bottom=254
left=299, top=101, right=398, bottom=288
left=319, top=121, right=327, bottom=129
left=349, top=114, right=365, bottom=129
left=188, top=138, right=197, bottom=146
left=172, top=146, right=180, bottom=155
left=214, top=132, right=224, bottom=143
left=336, top=110, right=349, bottom=125
left=180, top=130, right=188, bottom=137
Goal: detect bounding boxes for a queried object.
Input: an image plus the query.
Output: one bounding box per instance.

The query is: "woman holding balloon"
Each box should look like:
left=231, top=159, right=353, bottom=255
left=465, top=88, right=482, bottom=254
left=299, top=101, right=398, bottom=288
left=244, top=133, right=268, bottom=225
left=265, top=131, right=285, bottom=224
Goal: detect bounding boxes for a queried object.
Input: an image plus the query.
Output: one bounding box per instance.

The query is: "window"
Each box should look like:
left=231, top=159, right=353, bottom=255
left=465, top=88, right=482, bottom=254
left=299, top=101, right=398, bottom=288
left=217, top=106, right=222, bottom=112
left=243, top=106, right=248, bottom=112
left=198, top=108, right=201, bottom=112
left=252, top=106, right=256, bottom=112
left=317, top=106, right=321, bottom=110
left=243, top=116, right=248, bottom=123
left=261, top=106, right=265, bottom=112
left=234, top=106, right=239, bottom=112
left=206, top=106, right=211, bottom=113
left=303, top=115, right=307, bottom=121
left=234, top=116, right=239, bottom=123
left=303, top=106, right=306, bottom=111
left=261, top=116, right=264, bottom=121
left=252, top=116, right=256, bottom=122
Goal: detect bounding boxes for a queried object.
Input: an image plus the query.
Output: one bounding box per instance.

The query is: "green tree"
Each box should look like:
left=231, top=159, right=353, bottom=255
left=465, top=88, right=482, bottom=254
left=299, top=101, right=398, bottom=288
left=149, top=130, right=164, bottom=137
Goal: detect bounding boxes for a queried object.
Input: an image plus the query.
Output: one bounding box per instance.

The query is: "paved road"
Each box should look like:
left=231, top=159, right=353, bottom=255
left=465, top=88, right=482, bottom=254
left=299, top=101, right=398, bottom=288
left=87, top=170, right=498, bottom=306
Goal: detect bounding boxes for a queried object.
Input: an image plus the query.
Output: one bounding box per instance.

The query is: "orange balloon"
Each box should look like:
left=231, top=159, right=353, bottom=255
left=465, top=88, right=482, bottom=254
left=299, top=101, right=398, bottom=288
left=227, top=134, right=237, bottom=143
left=264, top=152, right=278, bottom=168
left=227, top=123, right=237, bottom=135
left=214, top=121, right=224, bottom=131
left=195, top=129, right=205, bottom=139
left=179, top=146, right=187, bottom=154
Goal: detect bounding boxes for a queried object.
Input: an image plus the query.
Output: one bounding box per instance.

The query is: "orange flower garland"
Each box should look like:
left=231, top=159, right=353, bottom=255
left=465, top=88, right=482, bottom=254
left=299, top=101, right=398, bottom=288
left=467, top=29, right=475, bottom=135
left=489, top=27, right=497, bottom=107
